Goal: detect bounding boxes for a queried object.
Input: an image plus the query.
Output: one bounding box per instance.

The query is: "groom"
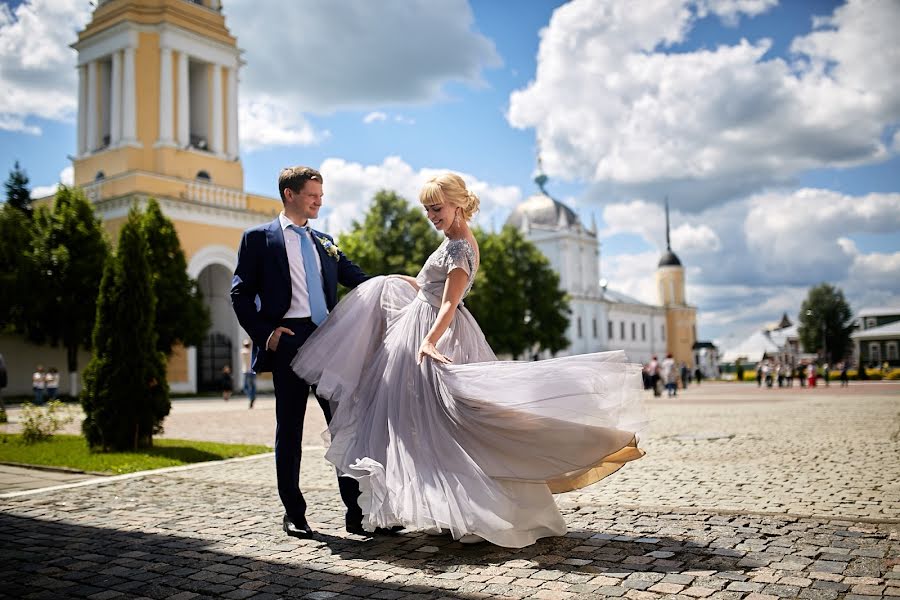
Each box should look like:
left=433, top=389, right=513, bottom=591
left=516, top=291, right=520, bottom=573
left=231, top=166, right=370, bottom=539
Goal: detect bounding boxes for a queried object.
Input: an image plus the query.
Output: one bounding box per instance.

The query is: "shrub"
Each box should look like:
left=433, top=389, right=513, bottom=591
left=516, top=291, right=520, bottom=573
left=20, top=401, right=74, bottom=444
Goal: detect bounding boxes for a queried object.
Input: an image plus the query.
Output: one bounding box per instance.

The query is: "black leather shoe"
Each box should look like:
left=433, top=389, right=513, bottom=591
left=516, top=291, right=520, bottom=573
left=283, top=515, right=315, bottom=539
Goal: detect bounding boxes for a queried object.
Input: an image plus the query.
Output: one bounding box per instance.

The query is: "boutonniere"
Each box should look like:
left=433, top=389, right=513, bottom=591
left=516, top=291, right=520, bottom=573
left=315, top=235, right=341, bottom=260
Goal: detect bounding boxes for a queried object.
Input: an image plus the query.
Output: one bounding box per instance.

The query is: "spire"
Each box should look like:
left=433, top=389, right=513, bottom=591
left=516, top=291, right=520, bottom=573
left=665, top=196, right=671, bottom=251
left=657, top=196, right=682, bottom=267
left=534, top=144, right=548, bottom=195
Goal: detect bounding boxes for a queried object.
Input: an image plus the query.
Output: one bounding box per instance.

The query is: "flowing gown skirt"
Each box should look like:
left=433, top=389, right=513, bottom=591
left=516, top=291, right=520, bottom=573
left=293, top=276, right=647, bottom=548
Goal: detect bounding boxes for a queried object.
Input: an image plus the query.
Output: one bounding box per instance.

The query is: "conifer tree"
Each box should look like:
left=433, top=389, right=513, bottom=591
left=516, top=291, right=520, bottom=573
left=4, top=161, right=32, bottom=215
left=81, top=207, right=169, bottom=450
left=140, top=198, right=209, bottom=355
left=26, top=187, right=108, bottom=394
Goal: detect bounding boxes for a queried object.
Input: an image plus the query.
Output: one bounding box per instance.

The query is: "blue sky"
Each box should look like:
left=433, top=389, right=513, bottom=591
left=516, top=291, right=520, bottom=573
left=1, top=0, right=898, bottom=347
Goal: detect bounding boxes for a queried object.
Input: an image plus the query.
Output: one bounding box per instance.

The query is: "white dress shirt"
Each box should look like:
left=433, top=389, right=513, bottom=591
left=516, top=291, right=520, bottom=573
left=279, top=212, right=324, bottom=319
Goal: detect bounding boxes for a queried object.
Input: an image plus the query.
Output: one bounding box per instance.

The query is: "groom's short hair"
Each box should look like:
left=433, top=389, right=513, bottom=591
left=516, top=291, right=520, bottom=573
left=278, top=166, right=323, bottom=202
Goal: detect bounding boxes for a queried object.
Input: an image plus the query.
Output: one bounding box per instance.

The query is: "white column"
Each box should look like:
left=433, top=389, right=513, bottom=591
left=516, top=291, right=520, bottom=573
left=177, top=51, right=189, bottom=147
left=210, top=63, right=223, bottom=154
left=86, top=60, right=98, bottom=152
left=110, top=50, right=122, bottom=145
left=158, top=46, right=175, bottom=145
left=226, top=65, right=239, bottom=158
left=77, top=65, right=87, bottom=155
left=122, top=46, right=137, bottom=144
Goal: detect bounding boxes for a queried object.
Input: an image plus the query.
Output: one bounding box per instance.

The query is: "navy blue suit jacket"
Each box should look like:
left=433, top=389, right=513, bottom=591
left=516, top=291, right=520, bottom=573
left=230, top=218, right=368, bottom=373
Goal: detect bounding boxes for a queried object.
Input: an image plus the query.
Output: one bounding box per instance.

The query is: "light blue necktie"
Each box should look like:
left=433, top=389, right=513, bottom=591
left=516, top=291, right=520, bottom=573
left=290, top=225, right=328, bottom=325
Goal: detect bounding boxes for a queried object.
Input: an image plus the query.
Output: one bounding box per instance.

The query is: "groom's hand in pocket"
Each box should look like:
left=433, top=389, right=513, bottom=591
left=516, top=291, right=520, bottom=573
left=267, top=327, right=295, bottom=351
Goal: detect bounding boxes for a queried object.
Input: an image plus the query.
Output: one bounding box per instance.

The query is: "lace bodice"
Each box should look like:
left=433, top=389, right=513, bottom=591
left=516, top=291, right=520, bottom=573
left=415, top=238, right=478, bottom=307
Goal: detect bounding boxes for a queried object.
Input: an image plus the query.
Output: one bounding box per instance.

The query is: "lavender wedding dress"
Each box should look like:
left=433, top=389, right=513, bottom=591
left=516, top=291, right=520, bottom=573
left=292, top=238, right=647, bottom=548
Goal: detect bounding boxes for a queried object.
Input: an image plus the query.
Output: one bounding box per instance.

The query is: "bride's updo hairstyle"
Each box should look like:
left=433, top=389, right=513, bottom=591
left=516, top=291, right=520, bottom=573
left=419, top=172, right=480, bottom=221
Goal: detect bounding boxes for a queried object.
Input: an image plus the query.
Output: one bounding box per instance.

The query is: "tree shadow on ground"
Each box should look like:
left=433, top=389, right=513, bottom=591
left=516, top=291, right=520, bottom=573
left=0, top=512, right=757, bottom=600
left=315, top=527, right=754, bottom=575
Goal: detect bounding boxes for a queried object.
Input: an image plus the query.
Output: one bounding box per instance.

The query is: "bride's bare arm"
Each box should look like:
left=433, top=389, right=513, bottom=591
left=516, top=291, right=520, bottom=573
left=417, top=268, right=469, bottom=364
left=390, top=274, right=419, bottom=290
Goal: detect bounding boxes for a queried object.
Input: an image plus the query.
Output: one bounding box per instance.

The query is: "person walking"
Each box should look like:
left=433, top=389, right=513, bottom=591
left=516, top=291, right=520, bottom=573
left=221, top=365, right=233, bottom=401
left=240, top=339, right=257, bottom=408
left=45, top=367, right=60, bottom=401
left=661, top=353, right=677, bottom=397
left=32, top=365, right=46, bottom=405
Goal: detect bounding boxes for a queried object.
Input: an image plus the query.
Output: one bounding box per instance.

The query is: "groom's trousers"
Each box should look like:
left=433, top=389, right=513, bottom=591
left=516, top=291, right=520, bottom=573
left=272, top=318, right=363, bottom=524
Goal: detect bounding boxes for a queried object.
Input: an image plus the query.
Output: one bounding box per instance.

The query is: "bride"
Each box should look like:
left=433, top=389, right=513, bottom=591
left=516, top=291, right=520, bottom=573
left=292, top=172, right=646, bottom=548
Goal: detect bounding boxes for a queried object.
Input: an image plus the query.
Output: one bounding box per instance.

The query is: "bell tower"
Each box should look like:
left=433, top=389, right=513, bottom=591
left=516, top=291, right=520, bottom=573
left=656, top=198, right=697, bottom=367
left=72, top=0, right=243, bottom=192
left=68, top=0, right=280, bottom=394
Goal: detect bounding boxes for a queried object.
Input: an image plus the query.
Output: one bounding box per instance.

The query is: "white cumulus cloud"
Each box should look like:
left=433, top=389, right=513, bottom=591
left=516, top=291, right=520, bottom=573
left=508, top=0, right=900, bottom=209
left=0, top=0, right=91, bottom=134
left=224, top=0, right=501, bottom=156
left=317, top=156, right=521, bottom=235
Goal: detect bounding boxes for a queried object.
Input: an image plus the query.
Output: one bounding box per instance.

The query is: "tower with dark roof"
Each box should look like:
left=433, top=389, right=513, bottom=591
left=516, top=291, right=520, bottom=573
left=655, top=198, right=697, bottom=366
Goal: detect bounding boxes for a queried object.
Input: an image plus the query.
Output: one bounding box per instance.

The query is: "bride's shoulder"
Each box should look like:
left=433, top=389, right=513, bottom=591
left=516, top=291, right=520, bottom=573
left=445, top=237, right=477, bottom=259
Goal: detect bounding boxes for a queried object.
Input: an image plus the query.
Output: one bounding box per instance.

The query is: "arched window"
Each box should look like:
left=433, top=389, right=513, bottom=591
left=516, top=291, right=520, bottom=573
left=196, top=170, right=211, bottom=182
left=95, top=171, right=105, bottom=181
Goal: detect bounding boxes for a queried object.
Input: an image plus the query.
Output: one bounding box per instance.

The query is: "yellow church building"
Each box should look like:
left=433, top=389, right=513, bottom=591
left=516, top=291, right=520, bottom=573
left=71, top=0, right=284, bottom=393
left=2, top=0, right=282, bottom=395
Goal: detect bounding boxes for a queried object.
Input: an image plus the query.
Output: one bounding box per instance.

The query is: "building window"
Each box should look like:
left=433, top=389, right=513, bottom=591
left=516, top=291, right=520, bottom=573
left=95, top=171, right=105, bottom=181
left=661, top=325, right=666, bottom=341
left=189, top=60, right=210, bottom=150
left=196, top=170, right=211, bottom=182
left=641, top=323, right=646, bottom=341
left=869, top=342, right=881, bottom=364
left=577, top=317, right=582, bottom=339
left=631, top=322, right=636, bottom=341
left=887, top=342, right=898, bottom=361
left=592, top=318, right=598, bottom=339
left=620, top=322, right=625, bottom=340
left=866, top=318, right=877, bottom=329
left=608, top=320, right=613, bottom=339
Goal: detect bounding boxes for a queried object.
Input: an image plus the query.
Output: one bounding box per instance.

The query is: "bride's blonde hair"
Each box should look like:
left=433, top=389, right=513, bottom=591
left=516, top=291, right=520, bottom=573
left=419, top=172, right=480, bottom=220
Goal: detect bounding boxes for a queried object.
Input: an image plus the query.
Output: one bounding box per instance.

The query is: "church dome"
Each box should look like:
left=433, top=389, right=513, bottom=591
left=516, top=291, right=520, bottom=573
left=658, top=250, right=682, bottom=267
left=505, top=193, right=582, bottom=231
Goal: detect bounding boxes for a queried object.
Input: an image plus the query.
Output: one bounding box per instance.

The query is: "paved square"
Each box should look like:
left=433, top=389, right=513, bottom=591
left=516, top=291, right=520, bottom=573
left=2, top=382, right=898, bottom=599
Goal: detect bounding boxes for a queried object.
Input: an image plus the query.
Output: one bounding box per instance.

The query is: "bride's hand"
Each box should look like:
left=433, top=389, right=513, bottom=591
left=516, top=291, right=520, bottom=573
left=417, top=340, right=452, bottom=365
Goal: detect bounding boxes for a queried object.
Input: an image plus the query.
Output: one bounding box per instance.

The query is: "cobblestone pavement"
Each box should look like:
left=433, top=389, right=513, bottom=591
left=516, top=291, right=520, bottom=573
left=1, top=382, right=898, bottom=599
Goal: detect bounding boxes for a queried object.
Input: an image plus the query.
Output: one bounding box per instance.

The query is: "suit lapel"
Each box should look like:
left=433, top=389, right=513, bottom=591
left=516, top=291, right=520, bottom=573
left=310, top=228, right=337, bottom=296
left=266, top=219, right=290, bottom=286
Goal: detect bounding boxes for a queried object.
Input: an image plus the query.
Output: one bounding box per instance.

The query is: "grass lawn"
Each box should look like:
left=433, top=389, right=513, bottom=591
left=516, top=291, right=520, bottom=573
left=0, top=434, right=270, bottom=475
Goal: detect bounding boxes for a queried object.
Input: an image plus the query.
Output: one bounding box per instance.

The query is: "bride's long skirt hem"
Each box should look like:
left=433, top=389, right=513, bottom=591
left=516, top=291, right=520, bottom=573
left=294, top=276, right=648, bottom=549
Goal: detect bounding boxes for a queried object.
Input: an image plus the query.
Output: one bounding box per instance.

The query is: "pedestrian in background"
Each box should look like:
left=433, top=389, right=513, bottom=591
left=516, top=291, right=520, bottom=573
left=662, top=353, right=677, bottom=397
left=32, top=365, right=46, bottom=405
left=221, top=365, right=233, bottom=401
left=240, top=339, right=257, bottom=408
left=45, top=367, right=60, bottom=401
left=0, top=353, right=7, bottom=416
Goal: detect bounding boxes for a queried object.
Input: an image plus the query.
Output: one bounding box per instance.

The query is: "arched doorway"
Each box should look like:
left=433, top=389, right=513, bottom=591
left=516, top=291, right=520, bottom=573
left=196, top=263, right=240, bottom=392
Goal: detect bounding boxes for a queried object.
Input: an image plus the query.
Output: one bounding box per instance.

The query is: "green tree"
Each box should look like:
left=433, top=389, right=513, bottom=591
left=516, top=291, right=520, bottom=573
left=467, top=226, right=570, bottom=358
left=81, top=207, right=169, bottom=450
left=798, top=283, right=854, bottom=364
left=0, top=203, right=36, bottom=333
left=338, top=190, right=441, bottom=277
left=4, top=161, right=32, bottom=215
left=25, top=187, right=109, bottom=394
left=140, top=198, right=210, bottom=355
